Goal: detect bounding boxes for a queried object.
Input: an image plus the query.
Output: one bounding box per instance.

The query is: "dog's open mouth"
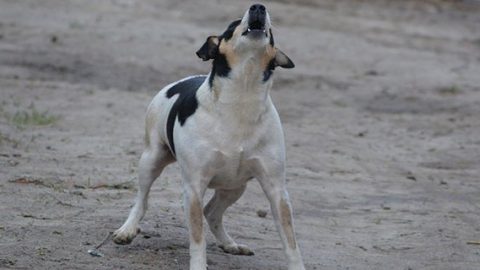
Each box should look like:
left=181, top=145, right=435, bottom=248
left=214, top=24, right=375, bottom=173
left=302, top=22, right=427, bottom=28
left=242, top=20, right=267, bottom=37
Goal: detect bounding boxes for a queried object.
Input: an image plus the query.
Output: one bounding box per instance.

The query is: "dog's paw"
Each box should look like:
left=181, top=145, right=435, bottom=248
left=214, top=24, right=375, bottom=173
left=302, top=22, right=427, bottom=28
left=112, top=227, right=140, bottom=245
left=219, top=243, right=254, bottom=256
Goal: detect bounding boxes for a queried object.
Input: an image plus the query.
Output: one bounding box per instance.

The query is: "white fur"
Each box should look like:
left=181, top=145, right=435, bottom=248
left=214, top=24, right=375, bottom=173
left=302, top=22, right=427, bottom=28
left=113, top=6, right=305, bottom=270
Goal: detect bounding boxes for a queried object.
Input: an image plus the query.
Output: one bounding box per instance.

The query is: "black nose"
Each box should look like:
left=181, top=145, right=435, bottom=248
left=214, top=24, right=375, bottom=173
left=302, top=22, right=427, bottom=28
left=249, top=4, right=266, bottom=14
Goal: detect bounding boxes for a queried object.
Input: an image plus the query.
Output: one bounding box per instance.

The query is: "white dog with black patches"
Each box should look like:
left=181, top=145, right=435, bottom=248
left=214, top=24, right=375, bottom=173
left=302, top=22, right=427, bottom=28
left=113, top=4, right=305, bottom=270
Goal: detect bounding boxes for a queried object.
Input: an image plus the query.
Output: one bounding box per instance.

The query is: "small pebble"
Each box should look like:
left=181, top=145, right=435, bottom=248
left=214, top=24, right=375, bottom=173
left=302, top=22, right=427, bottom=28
left=87, top=249, right=104, bottom=257
left=257, top=209, right=267, bottom=218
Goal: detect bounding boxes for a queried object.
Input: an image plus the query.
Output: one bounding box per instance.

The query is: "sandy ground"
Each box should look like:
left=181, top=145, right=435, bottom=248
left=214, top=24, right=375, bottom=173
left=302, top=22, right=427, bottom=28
left=1, top=0, right=480, bottom=269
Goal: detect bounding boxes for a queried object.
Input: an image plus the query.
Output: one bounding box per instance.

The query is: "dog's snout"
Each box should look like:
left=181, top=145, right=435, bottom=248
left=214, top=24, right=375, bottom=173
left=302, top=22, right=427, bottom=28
left=248, top=4, right=266, bottom=30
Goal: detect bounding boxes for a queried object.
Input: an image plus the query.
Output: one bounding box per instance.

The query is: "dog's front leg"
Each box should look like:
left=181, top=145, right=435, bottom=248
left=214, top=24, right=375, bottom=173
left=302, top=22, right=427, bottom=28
left=183, top=179, right=208, bottom=270
left=250, top=158, right=306, bottom=270
left=267, top=188, right=305, bottom=270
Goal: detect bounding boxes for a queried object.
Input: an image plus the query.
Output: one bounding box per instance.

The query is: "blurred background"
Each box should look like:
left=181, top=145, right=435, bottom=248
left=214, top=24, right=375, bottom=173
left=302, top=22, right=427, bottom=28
left=1, top=0, right=480, bottom=269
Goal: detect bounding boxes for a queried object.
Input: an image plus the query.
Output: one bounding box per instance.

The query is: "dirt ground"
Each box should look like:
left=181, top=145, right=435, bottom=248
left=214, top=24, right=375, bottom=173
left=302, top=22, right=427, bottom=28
left=1, top=0, right=480, bottom=269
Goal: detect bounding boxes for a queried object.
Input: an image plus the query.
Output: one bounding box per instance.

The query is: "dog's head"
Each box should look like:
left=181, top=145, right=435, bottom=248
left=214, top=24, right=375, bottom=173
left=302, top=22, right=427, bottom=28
left=196, top=4, right=294, bottom=86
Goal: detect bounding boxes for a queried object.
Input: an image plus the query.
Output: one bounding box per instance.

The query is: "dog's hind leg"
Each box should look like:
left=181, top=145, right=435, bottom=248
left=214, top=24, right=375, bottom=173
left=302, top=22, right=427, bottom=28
left=204, top=185, right=254, bottom=256
left=113, top=144, right=174, bottom=245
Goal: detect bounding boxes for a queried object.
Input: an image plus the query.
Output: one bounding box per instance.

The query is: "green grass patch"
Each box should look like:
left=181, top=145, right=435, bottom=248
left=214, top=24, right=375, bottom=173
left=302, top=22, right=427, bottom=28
left=7, top=105, right=58, bottom=127
left=437, top=85, right=462, bottom=96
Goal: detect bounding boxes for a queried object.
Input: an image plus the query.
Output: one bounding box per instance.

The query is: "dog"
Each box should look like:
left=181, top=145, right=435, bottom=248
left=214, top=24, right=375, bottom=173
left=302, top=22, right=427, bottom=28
left=113, top=4, right=305, bottom=270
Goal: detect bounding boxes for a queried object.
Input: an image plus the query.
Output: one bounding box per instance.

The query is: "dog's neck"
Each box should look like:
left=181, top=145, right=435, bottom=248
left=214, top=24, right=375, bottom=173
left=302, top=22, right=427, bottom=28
left=197, top=57, right=274, bottom=124
left=209, top=54, right=273, bottom=104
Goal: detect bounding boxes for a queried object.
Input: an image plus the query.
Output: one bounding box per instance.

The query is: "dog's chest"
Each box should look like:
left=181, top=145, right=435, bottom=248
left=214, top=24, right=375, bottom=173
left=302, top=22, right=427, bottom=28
left=174, top=85, right=278, bottom=188
left=196, top=111, right=268, bottom=188
left=207, top=147, right=254, bottom=189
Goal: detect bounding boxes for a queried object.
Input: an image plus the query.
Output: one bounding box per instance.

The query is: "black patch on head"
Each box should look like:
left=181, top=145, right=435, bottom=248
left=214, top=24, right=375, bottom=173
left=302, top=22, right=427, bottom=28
left=269, top=29, right=274, bottom=46
left=165, top=76, right=207, bottom=155
left=221, top=19, right=242, bottom=41
left=263, top=58, right=276, bottom=82
left=208, top=19, right=241, bottom=87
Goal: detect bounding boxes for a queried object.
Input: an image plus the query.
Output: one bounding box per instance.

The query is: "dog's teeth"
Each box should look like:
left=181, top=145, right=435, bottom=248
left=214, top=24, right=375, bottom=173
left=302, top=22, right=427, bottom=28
left=247, top=28, right=251, bottom=32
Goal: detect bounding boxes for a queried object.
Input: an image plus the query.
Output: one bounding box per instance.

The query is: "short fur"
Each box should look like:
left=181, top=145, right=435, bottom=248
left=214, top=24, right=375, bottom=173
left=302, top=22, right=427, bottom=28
left=113, top=4, right=304, bottom=270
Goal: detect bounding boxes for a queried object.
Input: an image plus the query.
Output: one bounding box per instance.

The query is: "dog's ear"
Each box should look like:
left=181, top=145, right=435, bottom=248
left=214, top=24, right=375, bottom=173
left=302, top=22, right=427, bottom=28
left=274, top=49, right=295, bottom=69
left=196, top=36, right=219, bottom=61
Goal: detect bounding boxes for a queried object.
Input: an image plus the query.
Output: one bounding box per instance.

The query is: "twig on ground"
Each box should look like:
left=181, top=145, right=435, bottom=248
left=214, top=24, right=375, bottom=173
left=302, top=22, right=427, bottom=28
left=87, top=231, right=113, bottom=257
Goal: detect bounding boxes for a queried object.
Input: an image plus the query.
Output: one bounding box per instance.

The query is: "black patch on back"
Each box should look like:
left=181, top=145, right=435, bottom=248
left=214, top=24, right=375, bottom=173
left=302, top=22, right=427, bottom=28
left=165, top=76, right=207, bottom=155
left=263, top=58, right=276, bottom=82
left=269, top=29, right=274, bottom=46
left=208, top=19, right=241, bottom=87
